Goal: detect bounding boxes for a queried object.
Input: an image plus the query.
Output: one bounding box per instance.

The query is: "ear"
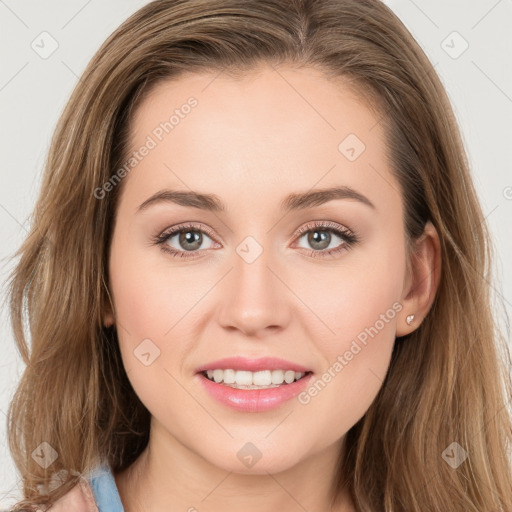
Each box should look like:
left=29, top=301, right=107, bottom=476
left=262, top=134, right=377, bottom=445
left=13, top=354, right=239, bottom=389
left=103, top=288, right=115, bottom=328
left=396, top=220, right=441, bottom=337
left=101, top=275, right=116, bottom=328
left=103, top=304, right=115, bottom=328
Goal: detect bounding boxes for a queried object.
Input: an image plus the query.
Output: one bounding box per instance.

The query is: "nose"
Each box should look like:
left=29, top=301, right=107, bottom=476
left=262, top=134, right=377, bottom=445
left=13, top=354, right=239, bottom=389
left=216, top=245, right=291, bottom=338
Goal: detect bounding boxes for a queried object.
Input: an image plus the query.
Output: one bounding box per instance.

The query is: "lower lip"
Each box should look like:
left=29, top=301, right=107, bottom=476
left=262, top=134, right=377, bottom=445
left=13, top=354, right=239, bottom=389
left=197, top=372, right=314, bottom=412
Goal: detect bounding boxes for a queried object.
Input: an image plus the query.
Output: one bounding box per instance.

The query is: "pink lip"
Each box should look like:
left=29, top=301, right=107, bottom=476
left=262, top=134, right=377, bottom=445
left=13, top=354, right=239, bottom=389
left=197, top=372, right=314, bottom=413
left=195, top=356, right=311, bottom=373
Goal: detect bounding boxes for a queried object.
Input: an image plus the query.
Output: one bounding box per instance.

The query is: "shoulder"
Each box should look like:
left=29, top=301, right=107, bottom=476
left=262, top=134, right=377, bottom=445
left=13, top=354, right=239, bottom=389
left=37, top=478, right=99, bottom=512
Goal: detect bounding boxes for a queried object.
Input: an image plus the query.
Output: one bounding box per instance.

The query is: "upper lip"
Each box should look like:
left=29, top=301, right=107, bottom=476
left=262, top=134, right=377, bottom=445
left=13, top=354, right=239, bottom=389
left=196, top=357, right=312, bottom=374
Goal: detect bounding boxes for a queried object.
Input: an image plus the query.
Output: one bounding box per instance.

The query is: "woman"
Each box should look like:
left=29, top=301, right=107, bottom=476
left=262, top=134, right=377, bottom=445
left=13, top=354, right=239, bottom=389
left=6, top=0, right=512, bottom=511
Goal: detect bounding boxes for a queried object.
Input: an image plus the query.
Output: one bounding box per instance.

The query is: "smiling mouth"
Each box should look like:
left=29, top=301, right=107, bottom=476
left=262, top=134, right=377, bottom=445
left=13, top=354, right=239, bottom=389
left=201, top=369, right=313, bottom=389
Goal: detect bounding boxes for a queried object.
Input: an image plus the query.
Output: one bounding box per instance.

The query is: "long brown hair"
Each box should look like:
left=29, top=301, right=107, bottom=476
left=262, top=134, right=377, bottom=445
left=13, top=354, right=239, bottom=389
left=5, top=0, right=512, bottom=510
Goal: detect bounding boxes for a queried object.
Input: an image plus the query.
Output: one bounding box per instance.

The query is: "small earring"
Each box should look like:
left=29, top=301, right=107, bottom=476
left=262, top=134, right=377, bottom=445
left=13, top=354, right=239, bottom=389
left=406, top=314, right=415, bottom=325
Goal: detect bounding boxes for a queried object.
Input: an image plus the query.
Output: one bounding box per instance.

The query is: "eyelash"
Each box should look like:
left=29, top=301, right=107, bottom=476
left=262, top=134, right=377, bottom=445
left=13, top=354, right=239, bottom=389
left=153, top=220, right=359, bottom=260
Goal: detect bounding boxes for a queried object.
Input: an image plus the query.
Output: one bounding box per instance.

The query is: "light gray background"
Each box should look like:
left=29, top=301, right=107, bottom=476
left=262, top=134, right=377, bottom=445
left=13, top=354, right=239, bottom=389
left=1, top=0, right=511, bottom=506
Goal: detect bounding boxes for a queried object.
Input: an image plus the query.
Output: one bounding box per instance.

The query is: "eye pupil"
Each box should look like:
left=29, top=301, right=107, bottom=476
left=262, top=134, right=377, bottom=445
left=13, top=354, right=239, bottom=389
left=308, top=230, right=330, bottom=250
left=179, top=230, right=202, bottom=251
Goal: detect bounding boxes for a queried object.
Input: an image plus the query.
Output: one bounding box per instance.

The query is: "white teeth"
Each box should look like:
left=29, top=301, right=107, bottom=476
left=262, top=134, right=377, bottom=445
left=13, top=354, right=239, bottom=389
left=284, top=370, right=295, bottom=384
left=253, top=370, right=272, bottom=386
left=203, top=368, right=308, bottom=388
left=223, top=369, right=236, bottom=384
left=235, top=370, right=253, bottom=386
left=271, top=370, right=284, bottom=384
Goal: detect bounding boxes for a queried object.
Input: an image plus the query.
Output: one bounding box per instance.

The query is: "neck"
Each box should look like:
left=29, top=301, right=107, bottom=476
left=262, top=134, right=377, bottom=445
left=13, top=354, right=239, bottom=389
left=115, top=419, right=355, bottom=512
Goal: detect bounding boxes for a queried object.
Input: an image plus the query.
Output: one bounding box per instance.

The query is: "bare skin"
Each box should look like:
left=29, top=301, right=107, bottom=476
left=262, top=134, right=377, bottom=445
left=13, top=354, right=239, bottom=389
left=105, top=64, right=441, bottom=512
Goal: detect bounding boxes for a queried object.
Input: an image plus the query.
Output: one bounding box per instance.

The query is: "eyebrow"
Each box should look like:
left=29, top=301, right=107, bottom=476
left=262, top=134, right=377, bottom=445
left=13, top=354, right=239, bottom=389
left=137, top=186, right=376, bottom=213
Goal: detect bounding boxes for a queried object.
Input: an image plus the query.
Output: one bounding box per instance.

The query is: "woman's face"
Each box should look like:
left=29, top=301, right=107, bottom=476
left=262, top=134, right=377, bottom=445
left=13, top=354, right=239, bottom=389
left=106, top=65, right=412, bottom=474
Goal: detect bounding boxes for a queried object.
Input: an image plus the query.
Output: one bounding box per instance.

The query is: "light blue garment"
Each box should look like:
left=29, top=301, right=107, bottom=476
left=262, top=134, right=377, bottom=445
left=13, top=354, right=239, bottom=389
left=86, top=463, right=125, bottom=512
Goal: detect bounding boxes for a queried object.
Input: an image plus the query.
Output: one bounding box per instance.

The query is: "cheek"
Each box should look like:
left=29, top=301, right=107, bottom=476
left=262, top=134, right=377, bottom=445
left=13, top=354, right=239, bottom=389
left=294, top=235, right=405, bottom=432
left=108, top=235, right=199, bottom=342
left=107, top=235, right=183, bottom=387
left=110, top=266, right=171, bottom=340
left=107, top=233, right=212, bottom=405
left=108, top=245, right=195, bottom=422
left=299, top=228, right=405, bottom=349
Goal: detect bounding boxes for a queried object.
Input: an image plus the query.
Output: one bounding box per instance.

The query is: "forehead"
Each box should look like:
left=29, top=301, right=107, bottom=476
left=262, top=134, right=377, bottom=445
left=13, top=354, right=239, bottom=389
left=120, top=65, right=399, bottom=216
left=129, top=65, right=383, bottom=152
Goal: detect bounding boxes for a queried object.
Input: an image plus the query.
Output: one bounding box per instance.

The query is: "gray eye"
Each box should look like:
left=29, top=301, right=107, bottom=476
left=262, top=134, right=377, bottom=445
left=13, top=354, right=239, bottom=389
left=167, top=229, right=215, bottom=252
left=297, top=229, right=344, bottom=251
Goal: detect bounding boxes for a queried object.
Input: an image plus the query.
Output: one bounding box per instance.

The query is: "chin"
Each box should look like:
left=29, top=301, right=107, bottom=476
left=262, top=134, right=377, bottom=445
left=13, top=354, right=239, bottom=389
left=200, top=438, right=308, bottom=476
